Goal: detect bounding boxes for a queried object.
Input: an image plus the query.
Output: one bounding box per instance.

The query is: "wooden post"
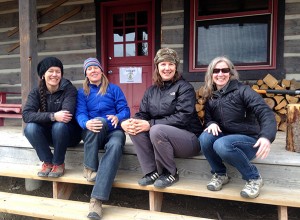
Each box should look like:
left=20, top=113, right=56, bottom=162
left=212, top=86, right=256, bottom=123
left=286, top=104, right=300, bottom=152
left=19, top=0, right=38, bottom=129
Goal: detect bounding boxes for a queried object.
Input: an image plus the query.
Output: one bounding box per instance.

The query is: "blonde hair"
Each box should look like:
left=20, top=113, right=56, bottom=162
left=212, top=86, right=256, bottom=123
left=203, top=56, right=239, bottom=99
left=83, top=73, right=109, bottom=96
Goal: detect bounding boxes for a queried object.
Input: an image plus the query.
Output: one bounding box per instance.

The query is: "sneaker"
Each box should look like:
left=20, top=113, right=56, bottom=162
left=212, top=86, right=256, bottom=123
left=48, top=164, right=65, bottom=178
left=87, top=198, right=102, bottom=220
left=154, top=170, right=179, bottom=188
left=240, top=177, right=264, bottom=199
left=138, top=171, right=159, bottom=186
left=37, top=162, right=53, bottom=177
left=83, top=167, right=97, bottom=182
left=207, top=173, right=229, bottom=191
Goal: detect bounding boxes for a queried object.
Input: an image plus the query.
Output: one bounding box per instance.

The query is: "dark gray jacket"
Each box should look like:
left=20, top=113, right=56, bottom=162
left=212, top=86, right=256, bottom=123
left=135, top=78, right=203, bottom=136
left=204, top=79, right=277, bottom=142
left=22, top=78, right=78, bottom=124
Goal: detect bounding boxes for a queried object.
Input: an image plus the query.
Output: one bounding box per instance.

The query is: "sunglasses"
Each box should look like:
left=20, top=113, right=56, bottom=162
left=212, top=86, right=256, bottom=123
left=212, top=68, right=231, bottom=74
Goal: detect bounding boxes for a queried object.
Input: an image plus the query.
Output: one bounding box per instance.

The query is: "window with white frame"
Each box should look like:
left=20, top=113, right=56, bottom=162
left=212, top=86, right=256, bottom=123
left=189, top=0, right=278, bottom=72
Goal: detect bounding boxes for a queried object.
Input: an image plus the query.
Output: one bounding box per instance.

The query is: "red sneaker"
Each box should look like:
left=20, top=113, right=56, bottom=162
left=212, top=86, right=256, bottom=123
left=48, top=163, right=65, bottom=178
left=37, top=162, right=53, bottom=177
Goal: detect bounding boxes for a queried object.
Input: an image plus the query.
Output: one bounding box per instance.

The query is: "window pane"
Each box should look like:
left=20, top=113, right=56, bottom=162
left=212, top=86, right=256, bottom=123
left=137, top=11, right=147, bottom=25
left=196, top=15, right=270, bottom=66
left=125, top=28, right=135, bottom=42
left=137, top=42, right=148, bottom=56
left=114, top=44, right=123, bottom=57
left=114, top=29, right=123, bottom=43
left=125, top=12, right=135, bottom=26
left=126, top=43, right=135, bottom=56
left=137, top=27, right=148, bottom=41
left=113, top=14, right=123, bottom=27
left=198, top=0, right=269, bottom=16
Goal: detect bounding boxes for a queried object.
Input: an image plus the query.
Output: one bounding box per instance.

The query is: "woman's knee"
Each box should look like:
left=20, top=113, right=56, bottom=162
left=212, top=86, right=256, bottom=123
left=213, top=138, right=232, bottom=156
left=149, top=124, right=166, bottom=140
left=199, top=131, right=215, bottom=150
left=109, top=130, right=125, bottom=146
left=52, top=122, right=69, bottom=134
left=24, top=123, right=41, bottom=137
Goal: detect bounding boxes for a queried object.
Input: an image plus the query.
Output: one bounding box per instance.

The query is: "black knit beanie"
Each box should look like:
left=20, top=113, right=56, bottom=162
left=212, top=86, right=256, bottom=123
left=37, top=57, right=64, bottom=79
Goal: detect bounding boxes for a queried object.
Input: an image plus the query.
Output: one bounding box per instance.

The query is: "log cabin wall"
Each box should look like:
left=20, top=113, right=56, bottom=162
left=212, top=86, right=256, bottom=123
left=160, top=0, right=184, bottom=74
left=285, top=0, right=300, bottom=81
left=0, top=0, right=300, bottom=104
left=0, top=0, right=96, bottom=103
left=159, top=0, right=203, bottom=89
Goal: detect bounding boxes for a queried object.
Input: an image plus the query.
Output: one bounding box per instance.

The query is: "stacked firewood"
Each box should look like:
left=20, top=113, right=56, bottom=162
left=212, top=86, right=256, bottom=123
left=195, top=74, right=300, bottom=131
left=195, top=86, right=206, bottom=125
left=251, top=74, right=300, bottom=131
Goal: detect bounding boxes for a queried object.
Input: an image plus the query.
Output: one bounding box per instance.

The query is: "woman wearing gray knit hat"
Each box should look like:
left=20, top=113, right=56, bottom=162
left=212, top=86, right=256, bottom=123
left=76, top=57, right=130, bottom=220
left=121, top=48, right=203, bottom=189
left=23, top=56, right=82, bottom=178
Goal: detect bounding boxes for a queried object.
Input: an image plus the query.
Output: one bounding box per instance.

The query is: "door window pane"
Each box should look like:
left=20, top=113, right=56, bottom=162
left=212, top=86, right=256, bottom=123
left=137, top=11, right=147, bottom=25
left=113, top=14, right=123, bottom=27
left=114, top=29, right=124, bottom=43
left=125, top=28, right=135, bottom=42
left=126, top=43, right=135, bottom=56
left=137, top=42, right=148, bottom=56
left=137, top=27, right=148, bottom=41
left=125, top=12, right=135, bottom=26
left=114, top=44, right=123, bottom=57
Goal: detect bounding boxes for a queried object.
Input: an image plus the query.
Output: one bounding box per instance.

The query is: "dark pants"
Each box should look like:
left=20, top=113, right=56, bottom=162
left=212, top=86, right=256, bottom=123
left=130, top=124, right=201, bottom=176
left=24, top=122, right=82, bottom=165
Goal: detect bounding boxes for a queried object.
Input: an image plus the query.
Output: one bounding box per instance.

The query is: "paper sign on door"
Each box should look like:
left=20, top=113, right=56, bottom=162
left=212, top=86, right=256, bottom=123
left=119, top=67, right=142, bottom=83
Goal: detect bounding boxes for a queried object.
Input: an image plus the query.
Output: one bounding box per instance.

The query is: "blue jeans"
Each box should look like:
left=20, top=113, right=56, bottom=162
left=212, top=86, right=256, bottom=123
left=24, top=121, right=82, bottom=165
left=82, top=118, right=125, bottom=201
left=199, top=131, right=260, bottom=181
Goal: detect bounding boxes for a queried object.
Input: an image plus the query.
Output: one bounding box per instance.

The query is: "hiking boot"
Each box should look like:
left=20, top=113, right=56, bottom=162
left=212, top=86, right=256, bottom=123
left=138, top=170, right=159, bottom=186
left=37, top=162, right=53, bottom=177
left=240, top=177, right=264, bottom=199
left=48, top=163, right=65, bottom=178
left=87, top=198, right=102, bottom=220
left=83, top=167, right=97, bottom=182
left=154, top=170, right=179, bottom=188
left=207, top=173, right=229, bottom=191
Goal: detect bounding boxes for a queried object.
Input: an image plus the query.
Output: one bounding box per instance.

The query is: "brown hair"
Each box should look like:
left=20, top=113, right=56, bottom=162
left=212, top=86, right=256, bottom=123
left=153, top=48, right=181, bottom=87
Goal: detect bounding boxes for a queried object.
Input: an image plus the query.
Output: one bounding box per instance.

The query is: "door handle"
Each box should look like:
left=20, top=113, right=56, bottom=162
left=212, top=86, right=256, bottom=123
left=108, top=70, right=113, bottom=74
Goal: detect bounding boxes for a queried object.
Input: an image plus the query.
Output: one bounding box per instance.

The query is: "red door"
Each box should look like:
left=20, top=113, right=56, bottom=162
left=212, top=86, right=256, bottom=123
left=101, top=1, right=154, bottom=116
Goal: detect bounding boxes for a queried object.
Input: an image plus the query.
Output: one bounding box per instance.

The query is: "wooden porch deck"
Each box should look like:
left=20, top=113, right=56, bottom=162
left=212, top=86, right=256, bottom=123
left=0, top=122, right=299, bottom=168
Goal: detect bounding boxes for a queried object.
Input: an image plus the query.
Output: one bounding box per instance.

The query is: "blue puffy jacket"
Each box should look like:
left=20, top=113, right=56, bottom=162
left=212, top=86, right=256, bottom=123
left=76, top=83, right=130, bottom=131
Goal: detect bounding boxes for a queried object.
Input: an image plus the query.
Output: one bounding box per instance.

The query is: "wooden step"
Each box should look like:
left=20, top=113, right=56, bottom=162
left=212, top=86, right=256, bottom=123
left=0, top=143, right=299, bottom=189
left=0, top=163, right=300, bottom=209
left=0, top=191, right=208, bottom=220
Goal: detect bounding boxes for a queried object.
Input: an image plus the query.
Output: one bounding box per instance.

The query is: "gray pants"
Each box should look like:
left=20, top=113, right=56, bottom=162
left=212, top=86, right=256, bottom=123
left=129, top=124, right=201, bottom=176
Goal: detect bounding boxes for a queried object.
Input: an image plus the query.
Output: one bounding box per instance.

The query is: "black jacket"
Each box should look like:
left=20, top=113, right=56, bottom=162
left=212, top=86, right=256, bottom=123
left=135, top=78, right=203, bottom=136
left=204, top=79, right=277, bottom=142
left=22, top=78, right=78, bottom=124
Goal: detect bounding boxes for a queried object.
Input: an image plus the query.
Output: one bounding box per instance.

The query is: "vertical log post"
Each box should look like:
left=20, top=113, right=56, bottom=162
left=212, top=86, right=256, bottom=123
left=19, top=0, right=38, bottom=129
left=286, top=104, right=300, bottom=152
left=19, top=0, right=40, bottom=191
